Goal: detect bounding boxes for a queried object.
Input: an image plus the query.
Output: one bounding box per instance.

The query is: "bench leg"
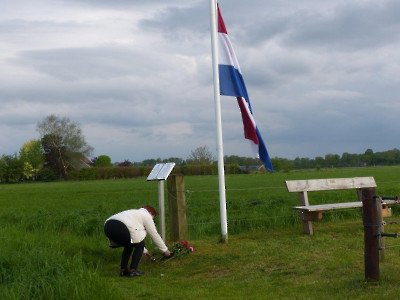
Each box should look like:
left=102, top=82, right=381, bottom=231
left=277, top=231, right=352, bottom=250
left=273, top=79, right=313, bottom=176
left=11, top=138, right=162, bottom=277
left=299, top=212, right=313, bottom=235
left=297, top=191, right=313, bottom=235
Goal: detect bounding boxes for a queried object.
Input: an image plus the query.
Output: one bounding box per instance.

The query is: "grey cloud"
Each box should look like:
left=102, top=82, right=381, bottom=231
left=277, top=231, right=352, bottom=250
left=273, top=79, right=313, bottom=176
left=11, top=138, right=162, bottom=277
left=283, top=1, right=400, bottom=51
left=0, top=82, right=134, bottom=104
left=61, top=0, right=183, bottom=9
left=219, top=1, right=400, bottom=52
left=247, top=59, right=311, bottom=90
left=140, top=3, right=209, bottom=40
left=268, top=90, right=400, bottom=149
left=0, top=19, right=78, bottom=35
left=90, top=0, right=166, bottom=4
left=10, top=46, right=168, bottom=81
left=236, top=18, right=289, bottom=47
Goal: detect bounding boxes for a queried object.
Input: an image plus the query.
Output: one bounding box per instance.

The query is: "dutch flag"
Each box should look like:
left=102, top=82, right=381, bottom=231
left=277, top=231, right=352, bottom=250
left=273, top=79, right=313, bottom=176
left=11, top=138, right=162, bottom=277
left=217, top=4, right=275, bottom=172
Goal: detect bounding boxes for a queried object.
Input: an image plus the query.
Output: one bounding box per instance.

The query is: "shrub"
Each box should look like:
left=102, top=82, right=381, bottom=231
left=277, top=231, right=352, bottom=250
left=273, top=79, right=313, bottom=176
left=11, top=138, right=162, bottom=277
left=79, top=168, right=95, bottom=180
left=37, top=167, right=58, bottom=181
left=210, top=164, right=217, bottom=175
left=0, top=154, right=24, bottom=183
left=230, top=164, right=241, bottom=174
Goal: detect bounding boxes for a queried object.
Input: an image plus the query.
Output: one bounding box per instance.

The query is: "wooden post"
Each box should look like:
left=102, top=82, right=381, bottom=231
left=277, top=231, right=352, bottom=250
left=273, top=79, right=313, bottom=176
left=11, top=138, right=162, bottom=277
left=167, top=175, right=188, bottom=241
left=361, top=187, right=379, bottom=281
left=298, top=191, right=313, bottom=235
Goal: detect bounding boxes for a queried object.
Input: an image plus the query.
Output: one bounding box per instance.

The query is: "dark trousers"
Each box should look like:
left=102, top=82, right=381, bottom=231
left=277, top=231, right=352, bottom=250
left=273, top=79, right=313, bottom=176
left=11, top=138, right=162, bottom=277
left=104, top=219, right=145, bottom=270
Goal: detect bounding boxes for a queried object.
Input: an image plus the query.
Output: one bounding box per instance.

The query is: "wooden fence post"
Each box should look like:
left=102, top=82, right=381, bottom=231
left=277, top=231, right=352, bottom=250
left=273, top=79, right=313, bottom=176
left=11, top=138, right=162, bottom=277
left=167, top=174, right=188, bottom=241
left=361, top=187, right=379, bottom=281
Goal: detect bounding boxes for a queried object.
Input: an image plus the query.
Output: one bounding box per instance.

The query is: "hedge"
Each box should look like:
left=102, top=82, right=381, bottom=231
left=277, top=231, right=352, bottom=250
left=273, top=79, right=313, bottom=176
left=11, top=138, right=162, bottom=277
left=66, top=164, right=244, bottom=181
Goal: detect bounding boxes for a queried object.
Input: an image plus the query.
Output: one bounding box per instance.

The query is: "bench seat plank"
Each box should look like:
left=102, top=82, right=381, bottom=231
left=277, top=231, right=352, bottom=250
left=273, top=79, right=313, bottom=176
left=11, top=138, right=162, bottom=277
left=293, top=200, right=395, bottom=212
left=294, top=202, right=362, bottom=212
left=286, top=177, right=376, bottom=193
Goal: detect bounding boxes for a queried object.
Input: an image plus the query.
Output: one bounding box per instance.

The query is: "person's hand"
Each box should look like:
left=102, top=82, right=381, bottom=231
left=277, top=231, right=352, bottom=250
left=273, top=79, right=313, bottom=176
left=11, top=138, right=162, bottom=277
left=164, top=250, right=171, bottom=257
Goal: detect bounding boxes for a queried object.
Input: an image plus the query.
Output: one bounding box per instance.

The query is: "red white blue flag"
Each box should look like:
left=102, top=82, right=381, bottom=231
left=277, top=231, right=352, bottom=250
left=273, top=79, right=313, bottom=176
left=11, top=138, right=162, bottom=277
left=217, top=4, right=275, bottom=172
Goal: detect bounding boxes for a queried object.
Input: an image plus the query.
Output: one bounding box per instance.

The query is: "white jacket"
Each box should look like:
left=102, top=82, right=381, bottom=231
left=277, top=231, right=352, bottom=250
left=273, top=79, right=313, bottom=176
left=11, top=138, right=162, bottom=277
left=107, top=208, right=168, bottom=253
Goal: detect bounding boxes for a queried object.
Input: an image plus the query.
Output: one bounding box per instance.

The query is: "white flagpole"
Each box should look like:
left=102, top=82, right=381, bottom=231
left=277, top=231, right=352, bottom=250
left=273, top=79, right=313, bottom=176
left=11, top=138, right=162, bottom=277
left=209, top=0, right=228, bottom=242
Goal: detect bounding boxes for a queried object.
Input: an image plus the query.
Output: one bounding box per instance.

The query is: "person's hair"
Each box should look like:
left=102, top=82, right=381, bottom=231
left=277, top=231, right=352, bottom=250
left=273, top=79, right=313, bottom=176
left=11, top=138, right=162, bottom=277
left=142, top=205, right=157, bottom=217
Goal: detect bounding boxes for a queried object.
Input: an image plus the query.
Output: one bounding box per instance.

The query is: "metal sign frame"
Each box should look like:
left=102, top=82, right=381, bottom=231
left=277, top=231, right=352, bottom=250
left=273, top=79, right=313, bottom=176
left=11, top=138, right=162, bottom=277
left=147, top=163, right=175, bottom=241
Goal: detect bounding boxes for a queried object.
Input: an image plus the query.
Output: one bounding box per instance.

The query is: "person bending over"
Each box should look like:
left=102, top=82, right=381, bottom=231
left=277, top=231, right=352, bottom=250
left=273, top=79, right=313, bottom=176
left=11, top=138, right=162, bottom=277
left=104, top=205, right=171, bottom=277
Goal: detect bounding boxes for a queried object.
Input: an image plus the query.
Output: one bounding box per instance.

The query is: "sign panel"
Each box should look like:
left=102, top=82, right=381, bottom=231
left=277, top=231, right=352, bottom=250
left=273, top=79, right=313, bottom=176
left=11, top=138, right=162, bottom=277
left=147, top=163, right=175, bottom=181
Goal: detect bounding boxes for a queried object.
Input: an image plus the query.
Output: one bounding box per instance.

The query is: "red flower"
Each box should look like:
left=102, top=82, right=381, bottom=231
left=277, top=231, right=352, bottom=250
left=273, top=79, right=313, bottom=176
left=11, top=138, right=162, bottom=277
left=151, top=240, right=193, bottom=262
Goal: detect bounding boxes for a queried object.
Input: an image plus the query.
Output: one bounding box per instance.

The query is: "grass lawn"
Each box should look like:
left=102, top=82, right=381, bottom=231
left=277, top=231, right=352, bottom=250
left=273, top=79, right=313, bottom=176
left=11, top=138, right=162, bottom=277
left=1, top=166, right=400, bottom=299
left=102, top=221, right=400, bottom=299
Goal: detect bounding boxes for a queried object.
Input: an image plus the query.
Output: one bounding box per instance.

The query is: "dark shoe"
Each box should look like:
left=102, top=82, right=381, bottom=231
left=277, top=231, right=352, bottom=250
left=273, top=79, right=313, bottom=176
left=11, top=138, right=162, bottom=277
left=129, top=270, right=144, bottom=277
left=120, top=269, right=129, bottom=277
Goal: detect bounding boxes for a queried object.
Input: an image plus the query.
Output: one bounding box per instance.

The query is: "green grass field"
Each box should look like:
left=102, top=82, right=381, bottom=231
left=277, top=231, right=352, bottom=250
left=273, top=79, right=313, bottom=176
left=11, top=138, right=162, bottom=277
left=1, top=166, right=400, bottom=299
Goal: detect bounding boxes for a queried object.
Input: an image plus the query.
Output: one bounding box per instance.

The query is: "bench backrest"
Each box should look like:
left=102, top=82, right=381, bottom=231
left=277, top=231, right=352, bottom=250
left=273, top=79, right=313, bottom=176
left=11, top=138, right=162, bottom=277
left=285, top=177, right=376, bottom=193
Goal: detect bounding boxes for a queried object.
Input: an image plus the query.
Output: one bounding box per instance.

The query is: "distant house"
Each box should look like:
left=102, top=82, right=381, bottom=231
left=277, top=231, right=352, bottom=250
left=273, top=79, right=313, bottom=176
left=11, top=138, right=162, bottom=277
left=69, top=153, right=92, bottom=170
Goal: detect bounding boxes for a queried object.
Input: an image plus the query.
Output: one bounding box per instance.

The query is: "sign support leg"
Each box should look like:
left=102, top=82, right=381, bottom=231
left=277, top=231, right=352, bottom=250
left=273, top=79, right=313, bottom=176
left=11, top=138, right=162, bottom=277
left=158, top=180, right=165, bottom=241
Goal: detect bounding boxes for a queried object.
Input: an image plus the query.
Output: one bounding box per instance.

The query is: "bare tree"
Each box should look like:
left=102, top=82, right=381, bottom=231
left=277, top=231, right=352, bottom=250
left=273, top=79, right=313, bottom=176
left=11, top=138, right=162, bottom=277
left=37, top=115, right=93, bottom=177
left=187, top=146, right=215, bottom=165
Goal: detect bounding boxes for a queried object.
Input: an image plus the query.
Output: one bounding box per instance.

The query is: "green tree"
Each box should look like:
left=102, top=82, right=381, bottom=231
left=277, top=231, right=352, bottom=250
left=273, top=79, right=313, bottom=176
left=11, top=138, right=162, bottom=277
left=41, top=134, right=65, bottom=178
left=293, top=157, right=301, bottom=169
left=341, top=152, right=360, bottom=167
left=325, top=154, right=340, bottom=168
left=95, top=155, right=112, bottom=167
left=37, top=115, right=93, bottom=178
left=224, top=155, right=240, bottom=165
left=341, top=152, right=351, bottom=167
left=19, top=139, right=45, bottom=179
left=271, top=158, right=282, bottom=172
left=0, top=154, right=24, bottom=183
left=315, top=156, right=325, bottom=168
left=363, top=149, right=374, bottom=166
left=282, top=159, right=293, bottom=173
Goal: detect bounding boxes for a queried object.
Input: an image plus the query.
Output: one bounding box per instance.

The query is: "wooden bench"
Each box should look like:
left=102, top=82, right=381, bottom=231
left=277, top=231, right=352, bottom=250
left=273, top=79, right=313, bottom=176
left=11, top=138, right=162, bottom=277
left=285, top=177, right=393, bottom=235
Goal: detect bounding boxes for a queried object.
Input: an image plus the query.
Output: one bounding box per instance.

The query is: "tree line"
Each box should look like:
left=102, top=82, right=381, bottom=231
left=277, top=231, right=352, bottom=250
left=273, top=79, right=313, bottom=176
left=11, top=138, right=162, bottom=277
left=1, top=115, right=400, bottom=183
left=269, top=148, right=400, bottom=172
left=65, top=148, right=400, bottom=181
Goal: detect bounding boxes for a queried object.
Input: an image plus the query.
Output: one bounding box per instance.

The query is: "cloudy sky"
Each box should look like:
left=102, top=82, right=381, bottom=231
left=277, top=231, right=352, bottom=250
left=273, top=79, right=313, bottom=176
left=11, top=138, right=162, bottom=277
left=1, top=0, right=400, bottom=163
